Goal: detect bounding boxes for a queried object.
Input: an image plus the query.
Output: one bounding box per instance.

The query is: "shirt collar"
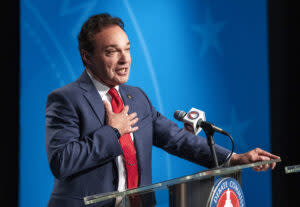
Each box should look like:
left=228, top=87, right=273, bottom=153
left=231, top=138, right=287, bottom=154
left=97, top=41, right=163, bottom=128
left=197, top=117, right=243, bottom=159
left=86, top=69, right=119, bottom=98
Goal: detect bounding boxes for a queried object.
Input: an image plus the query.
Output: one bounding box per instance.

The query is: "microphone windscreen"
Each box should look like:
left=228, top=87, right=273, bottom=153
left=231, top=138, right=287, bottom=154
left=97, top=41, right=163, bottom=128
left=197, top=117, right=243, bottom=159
left=174, top=110, right=186, bottom=121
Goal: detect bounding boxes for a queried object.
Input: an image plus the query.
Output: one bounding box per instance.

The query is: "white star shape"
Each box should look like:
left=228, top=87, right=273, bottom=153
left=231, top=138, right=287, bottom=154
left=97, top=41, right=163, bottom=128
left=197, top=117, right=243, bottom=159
left=192, top=8, right=226, bottom=56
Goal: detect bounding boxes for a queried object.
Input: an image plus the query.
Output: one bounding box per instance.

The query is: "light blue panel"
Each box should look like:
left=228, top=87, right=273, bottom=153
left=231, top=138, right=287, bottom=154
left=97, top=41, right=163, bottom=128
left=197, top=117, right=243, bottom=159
left=20, top=1, right=270, bottom=207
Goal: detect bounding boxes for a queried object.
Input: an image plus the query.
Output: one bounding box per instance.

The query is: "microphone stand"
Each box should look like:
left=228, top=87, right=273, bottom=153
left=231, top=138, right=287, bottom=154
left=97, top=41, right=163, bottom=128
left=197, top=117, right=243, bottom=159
left=203, top=128, right=219, bottom=168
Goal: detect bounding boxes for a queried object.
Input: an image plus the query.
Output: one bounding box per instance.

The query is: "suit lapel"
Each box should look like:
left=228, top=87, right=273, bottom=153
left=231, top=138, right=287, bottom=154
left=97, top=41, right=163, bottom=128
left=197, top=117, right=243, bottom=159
left=77, top=70, right=105, bottom=125
left=78, top=71, right=138, bottom=126
left=119, top=86, right=136, bottom=115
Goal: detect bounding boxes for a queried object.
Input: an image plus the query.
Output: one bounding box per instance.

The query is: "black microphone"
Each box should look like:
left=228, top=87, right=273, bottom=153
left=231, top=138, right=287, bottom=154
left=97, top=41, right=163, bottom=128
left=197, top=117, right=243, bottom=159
left=174, top=109, right=228, bottom=135
left=173, top=110, right=187, bottom=121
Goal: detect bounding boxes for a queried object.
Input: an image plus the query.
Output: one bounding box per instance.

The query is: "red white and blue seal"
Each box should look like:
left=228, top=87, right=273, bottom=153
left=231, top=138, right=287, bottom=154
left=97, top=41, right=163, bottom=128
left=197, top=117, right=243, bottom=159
left=208, top=177, right=246, bottom=207
left=187, top=111, right=199, bottom=120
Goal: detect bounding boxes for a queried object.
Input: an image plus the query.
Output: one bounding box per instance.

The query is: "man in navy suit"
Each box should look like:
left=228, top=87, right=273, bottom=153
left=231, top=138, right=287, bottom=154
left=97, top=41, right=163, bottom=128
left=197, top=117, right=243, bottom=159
left=45, top=13, right=280, bottom=207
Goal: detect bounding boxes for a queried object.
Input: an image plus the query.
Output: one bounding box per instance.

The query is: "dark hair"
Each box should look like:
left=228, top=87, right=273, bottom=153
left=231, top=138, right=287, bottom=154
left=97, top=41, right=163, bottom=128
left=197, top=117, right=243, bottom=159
left=78, top=13, right=124, bottom=65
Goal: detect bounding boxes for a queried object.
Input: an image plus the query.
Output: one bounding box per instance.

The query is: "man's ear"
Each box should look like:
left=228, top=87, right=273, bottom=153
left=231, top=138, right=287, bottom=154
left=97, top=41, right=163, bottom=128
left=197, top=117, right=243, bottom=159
left=81, top=49, right=93, bottom=66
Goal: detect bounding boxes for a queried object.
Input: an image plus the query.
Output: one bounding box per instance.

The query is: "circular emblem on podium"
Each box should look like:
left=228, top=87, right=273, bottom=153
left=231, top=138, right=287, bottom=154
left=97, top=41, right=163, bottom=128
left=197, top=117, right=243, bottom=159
left=208, top=177, right=245, bottom=207
left=187, top=111, right=199, bottom=120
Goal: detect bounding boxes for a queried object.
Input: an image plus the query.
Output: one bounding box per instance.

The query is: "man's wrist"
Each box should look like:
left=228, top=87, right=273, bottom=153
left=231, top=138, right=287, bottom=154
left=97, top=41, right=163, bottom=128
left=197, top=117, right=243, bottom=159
left=111, top=126, right=121, bottom=139
left=229, top=152, right=238, bottom=166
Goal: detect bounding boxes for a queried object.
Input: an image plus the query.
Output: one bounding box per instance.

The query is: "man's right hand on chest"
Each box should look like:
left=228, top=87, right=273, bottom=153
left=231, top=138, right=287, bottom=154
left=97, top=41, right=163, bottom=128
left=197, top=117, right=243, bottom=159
left=103, top=101, right=139, bottom=136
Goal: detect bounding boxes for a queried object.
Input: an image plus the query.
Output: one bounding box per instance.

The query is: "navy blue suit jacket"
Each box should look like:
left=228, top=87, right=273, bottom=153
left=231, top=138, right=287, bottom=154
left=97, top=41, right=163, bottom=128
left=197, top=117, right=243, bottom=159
left=45, top=70, right=230, bottom=207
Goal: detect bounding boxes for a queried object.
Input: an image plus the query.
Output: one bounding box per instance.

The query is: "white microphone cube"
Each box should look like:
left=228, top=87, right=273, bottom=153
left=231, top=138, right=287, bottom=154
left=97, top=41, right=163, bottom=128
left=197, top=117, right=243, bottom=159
left=183, top=108, right=206, bottom=135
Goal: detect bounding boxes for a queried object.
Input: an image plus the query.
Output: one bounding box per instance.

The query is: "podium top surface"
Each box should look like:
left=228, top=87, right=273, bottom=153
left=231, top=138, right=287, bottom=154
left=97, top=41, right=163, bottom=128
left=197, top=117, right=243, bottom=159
left=84, top=159, right=280, bottom=205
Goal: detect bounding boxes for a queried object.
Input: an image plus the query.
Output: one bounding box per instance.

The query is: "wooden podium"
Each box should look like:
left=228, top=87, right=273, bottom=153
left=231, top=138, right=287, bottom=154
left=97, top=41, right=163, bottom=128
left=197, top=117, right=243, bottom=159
left=84, top=159, right=280, bottom=207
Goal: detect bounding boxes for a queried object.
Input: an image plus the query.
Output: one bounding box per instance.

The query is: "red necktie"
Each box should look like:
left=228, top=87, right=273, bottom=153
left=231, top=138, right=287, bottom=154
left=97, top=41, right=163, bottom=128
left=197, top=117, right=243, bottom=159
left=108, top=88, right=139, bottom=189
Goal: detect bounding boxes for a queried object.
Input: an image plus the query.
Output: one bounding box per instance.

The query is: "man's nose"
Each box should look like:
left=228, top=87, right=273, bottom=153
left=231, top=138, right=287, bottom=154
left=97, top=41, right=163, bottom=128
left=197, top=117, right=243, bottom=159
left=118, top=51, right=130, bottom=64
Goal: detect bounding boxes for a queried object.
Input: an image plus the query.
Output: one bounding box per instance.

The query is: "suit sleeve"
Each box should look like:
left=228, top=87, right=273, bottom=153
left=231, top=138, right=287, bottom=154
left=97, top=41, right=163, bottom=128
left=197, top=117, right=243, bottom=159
left=137, top=88, right=231, bottom=168
left=45, top=90, right=123, bottom=180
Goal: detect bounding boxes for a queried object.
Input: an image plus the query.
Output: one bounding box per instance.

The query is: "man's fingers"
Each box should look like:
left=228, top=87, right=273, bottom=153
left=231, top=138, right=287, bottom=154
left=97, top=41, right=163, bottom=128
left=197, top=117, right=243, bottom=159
left=235, top=148, right=279, bottom=171
left=122, top=105, right=129, bottom=114
left=260, top=158, right=270, bottom=171
left=129, top=126, right=139, bottom=133
left=252, top=155, right=271, bottom=171
left=253, top=164, right=268, bottom=171
left=122, top=125, right=139, bottom=135
left=253, top=166, right=267, bottom=171
left=130, top=117, right=139, bottom=126
left=271, top=162, right=276, bottom=170
left=128, top=112, right=137, bottom=120
left=259, top=155, right=270, bottom=161
left=253, top=166, right=262, bottom=171
left=106, top=104, right=139, bottom=135
left=255, top=148, right=280, bottom=160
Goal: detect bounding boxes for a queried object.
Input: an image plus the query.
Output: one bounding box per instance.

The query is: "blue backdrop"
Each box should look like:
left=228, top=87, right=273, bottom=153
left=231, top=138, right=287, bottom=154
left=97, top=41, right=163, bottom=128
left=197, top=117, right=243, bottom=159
left=20, top=0, right=270, bottom=206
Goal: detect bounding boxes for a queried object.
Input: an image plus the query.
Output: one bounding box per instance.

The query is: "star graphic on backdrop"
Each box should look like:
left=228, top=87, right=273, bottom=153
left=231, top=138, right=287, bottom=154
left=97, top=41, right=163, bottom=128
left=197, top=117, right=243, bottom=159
left=192, top=8, right=226, bottom=56
left=222, top=107, right=253, bottom=152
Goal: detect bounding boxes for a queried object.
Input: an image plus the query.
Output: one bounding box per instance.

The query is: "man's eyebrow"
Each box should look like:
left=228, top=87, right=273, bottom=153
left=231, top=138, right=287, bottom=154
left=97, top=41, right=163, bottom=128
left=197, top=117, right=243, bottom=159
left=103, top=45, right=117, bottom=49
left=103, top=42, right=130, bottom=49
